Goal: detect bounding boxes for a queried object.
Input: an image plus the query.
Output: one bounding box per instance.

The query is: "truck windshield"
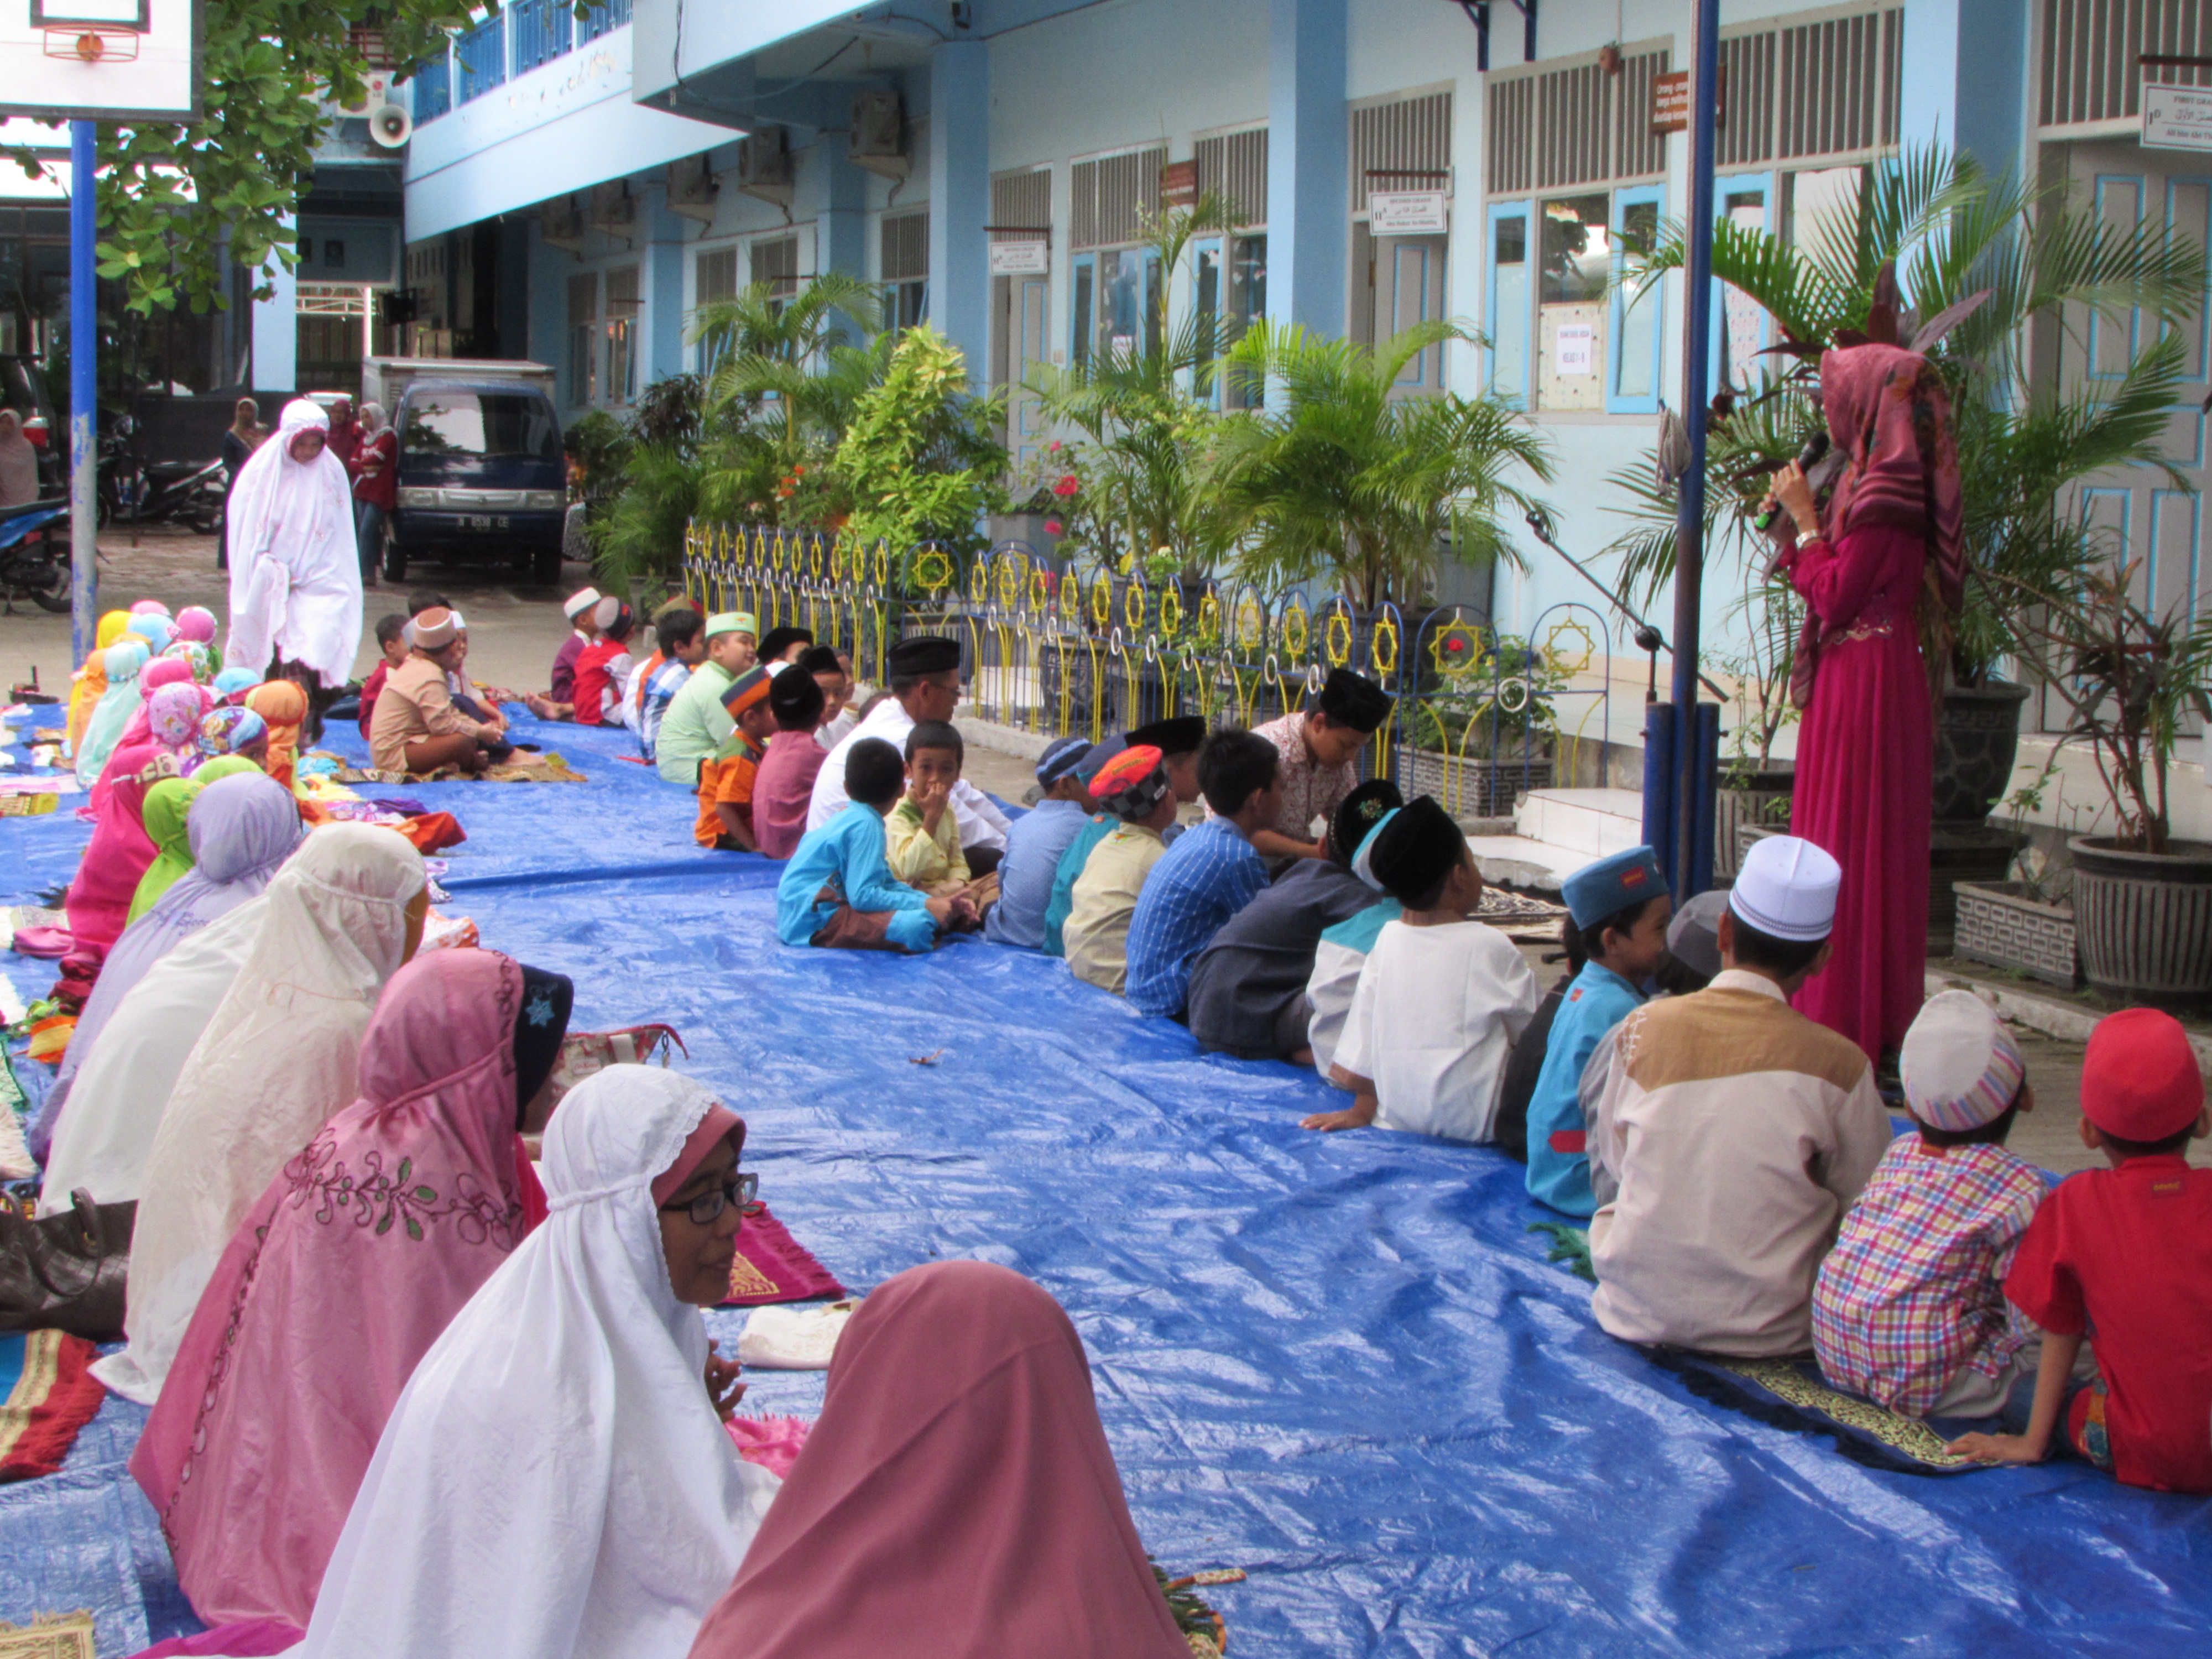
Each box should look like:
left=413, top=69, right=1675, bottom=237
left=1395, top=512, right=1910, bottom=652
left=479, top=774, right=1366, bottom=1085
left=402, top=392, right=559, bottom=460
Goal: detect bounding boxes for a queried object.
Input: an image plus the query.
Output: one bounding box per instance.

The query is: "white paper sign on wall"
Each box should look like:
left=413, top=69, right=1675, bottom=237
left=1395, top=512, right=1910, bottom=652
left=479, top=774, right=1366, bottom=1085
left=2144, top=84, right=2212, bottom=152
left=1556, top=323, right=1597, bottom=377
left=988, top=240, right=1049, bottom=275
left=1367, top=189, right=1449, bottom=236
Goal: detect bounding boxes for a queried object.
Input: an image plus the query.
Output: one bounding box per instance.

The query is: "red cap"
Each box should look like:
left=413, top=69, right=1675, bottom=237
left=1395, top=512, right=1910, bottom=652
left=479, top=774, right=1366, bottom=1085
left=2082, top=1008, right=2205, bottom=1144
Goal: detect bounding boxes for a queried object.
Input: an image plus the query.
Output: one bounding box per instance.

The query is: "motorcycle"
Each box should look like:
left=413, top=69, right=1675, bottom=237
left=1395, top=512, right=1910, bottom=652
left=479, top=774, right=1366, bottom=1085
left=0, top=497, right=73, bottom=613
left=101, top=440, right=227, bottom=534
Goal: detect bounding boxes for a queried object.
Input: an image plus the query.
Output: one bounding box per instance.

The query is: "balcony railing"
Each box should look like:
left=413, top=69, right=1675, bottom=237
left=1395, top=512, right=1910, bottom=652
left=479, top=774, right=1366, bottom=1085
left=455, top=11, right=507, bottom=103
left=413, top=1, right=631, bottom=126
left=510, top=0, right=571, bottom=74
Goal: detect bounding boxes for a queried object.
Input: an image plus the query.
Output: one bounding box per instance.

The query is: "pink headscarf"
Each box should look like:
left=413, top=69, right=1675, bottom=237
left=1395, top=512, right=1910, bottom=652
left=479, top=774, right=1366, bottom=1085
left=132, top=598, right=172, bottom=617
left=176, top=605, right=218, bottom=643
left=132, top=948, right=537, bottom=1630
left=686, top=1259, right=1192, bottom=1659
left=116, top=656, right=202, bottom=753
left=66, top=684, right=215, bottom=951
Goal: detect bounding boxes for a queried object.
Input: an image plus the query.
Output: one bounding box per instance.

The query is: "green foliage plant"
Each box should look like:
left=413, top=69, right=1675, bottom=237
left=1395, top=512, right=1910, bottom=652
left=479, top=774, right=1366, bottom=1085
left=839, top=325, right=1008, bottom=562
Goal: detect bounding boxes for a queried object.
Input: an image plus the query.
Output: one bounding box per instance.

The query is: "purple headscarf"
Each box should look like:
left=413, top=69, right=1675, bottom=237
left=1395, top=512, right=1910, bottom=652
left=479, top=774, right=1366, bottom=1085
left=35, top=772, right=305, bottom=1161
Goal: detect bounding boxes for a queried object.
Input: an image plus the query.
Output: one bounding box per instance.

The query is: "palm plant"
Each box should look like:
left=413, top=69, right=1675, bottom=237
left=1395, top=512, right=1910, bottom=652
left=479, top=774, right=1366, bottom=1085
left=1022, top=194, right=1245, bottom=575
left=1208, top=319, right=1555, bottom=611
left=695, top=272, right=889, bottom=504
left=1605, top=144, right=2206, bottom=687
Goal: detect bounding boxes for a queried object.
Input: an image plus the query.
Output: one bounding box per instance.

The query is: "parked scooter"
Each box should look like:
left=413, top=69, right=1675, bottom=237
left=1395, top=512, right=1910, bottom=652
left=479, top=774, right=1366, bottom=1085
left=100, top=434, right=227, bottom=533
left=0, top=498, right=72, bottom=613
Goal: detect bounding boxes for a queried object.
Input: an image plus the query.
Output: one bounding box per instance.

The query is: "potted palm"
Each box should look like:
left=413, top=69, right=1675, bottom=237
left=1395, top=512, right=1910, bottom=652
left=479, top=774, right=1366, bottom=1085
left=2001, top=558, right=2212, bottom=1009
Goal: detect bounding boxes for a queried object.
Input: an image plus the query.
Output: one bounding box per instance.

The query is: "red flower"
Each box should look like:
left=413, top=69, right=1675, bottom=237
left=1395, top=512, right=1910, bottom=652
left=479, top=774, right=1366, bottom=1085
left=1044, top=519, right=1063, bottom=535
left=1052, top=475, right=1079, bottom=497
left=1048, top=440, right=1062, bottom=453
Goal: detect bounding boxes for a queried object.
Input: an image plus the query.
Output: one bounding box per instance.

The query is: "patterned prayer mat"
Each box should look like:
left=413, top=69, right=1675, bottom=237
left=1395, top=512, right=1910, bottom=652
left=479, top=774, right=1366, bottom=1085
left=0, top=1332, right=106, bottom=1483
left=0, top=1611, right=93, bottom=1658
left=723, top=1202, right=847, bottom=1307
left=1648, top=1349, right=1984, bottom=1475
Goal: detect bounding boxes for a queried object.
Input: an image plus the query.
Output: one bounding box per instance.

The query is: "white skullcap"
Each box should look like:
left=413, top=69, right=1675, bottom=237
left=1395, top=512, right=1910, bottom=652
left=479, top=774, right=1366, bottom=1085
left=1901, top=990, right=2027, bottom=1133
left=563, top=586, right=602, bottom=620
left=1728, top=834, right=1841, bottom=942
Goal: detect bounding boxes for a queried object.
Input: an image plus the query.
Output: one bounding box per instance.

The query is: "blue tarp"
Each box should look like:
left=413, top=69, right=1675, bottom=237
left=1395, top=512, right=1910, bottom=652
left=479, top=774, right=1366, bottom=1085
left=4, top=703, right=2211, bottom=1657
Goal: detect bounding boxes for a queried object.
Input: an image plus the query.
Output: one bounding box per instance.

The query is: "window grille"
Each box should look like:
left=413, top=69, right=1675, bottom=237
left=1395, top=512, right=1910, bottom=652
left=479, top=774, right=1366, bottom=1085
left=1703, top=7, right=1902, bottom=166
left=1717, top=31, right=1779, bottom=168
left=1071, top=148, right=1165, bottom=249
left=510, top=0, right=570, bottom=74
left=413, top=55, right=451, bottom=123
left=695, top=248, right=738, bottom=307
left=455, top=11, right=505, bottom=103
left=989, top=169, right=1051, bottom=241
left=880, top=213, right=928, bottom=281
left=750, top=235, right=800, bottom=298
left=578, top=0, right=631, bottom=43
left=1485, top=52, right=1666, bottom=194
left=1350, top=91, right=1452, bottom=211
left=2041, top=0, right=2212, bottom=128
left=1195, top=128, right=1269, bottom=226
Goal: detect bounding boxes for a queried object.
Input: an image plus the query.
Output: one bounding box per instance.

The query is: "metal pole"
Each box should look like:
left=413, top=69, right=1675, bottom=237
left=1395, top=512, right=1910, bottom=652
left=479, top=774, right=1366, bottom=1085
left=1670, top=0, right=1721, bottom=900
left=68, top=119, right=97, bottom=669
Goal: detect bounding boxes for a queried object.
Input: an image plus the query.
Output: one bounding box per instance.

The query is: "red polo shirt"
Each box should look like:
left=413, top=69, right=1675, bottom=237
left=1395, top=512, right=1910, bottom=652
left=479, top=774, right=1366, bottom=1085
left=2006, top=1155, right=2212, bottom=1493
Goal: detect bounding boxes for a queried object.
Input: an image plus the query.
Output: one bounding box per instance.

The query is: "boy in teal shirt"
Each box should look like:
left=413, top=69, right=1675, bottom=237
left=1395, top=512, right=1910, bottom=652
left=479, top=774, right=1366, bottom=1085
left=1524, top=846, right=1672, bottom=1216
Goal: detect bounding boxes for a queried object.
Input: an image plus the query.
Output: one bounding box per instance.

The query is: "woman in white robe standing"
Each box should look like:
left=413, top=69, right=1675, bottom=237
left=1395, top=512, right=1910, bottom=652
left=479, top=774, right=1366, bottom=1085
left=223, top=399, right=363, bottom=727
left=91, top=823, right=426, bottom=1405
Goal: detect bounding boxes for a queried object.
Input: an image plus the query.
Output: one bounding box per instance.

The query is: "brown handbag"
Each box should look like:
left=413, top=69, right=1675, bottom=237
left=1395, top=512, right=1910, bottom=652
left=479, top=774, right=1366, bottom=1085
left=0, top=1190, right=135, bottom=1342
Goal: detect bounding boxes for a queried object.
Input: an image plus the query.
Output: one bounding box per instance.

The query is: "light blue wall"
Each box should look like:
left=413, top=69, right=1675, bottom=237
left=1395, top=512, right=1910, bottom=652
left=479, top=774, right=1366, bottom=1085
left=1900, top=0, right=2031, bottom=185
left=1268, top=0, right=1347, bottom=336
left=928, top=43, right=993, bottom=372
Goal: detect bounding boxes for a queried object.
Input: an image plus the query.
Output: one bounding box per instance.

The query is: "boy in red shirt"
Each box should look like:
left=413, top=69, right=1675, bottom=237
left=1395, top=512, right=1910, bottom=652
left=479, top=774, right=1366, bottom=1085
left=1951, top=1008, right=2212, bottom=1491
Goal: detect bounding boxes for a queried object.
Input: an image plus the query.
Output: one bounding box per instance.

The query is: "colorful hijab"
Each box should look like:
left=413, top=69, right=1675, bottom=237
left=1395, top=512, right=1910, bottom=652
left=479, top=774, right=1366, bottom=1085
left=175, top=604, right=218, bottom=643
left=131, top=599, right=172, bottom=617
left=66, top=680, right=207, bottom=954
left=144, top=682, right=207, bottom=759
left=113, top=656, right=200, bottom=759
left=126, top=779, right=204, bottom=926
left=296, top=1066, right=779, bottom=1659
left=163, top=638, right=219, bottom=684
left=35, top=773, right=304, bottom=1173
left=128, top=612, right=177, bottom=654
left=1799, top=342, right=1966, bottom=706
left=212, top=666, right=259, bottom=703
left=190, top=706, right=268, bottom=777
left=688, top=1259, right=1191, bottom=1659
left=66, top=611, right=131, bottom=752
left=92, top=824, right=427, bottom=1406
left=133, top=948, right=545, bottom=1630
left=247, top=679, right=308, bottom=789
left=75, top=640, right=150, bottom=788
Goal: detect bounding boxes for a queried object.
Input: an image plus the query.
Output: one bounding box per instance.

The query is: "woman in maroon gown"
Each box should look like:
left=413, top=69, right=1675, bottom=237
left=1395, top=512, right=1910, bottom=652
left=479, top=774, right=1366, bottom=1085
left=1765, top=343, right=1963, bottom=1064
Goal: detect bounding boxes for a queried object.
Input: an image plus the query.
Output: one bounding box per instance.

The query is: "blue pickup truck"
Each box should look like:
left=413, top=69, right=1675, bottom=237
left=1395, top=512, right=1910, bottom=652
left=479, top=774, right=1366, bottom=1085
left=383, top=378, right=566, bottom=585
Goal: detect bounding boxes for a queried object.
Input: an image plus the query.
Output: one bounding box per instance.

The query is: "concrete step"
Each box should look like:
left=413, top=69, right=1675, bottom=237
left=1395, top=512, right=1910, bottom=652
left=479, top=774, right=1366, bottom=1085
left=1464, top=833, right=1582, bottom=894
left=1514, top=787, right=1646, bottom=859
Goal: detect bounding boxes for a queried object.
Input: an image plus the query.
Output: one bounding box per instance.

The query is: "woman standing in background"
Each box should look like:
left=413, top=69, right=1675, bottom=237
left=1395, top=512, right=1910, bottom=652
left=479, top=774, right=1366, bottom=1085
left=218, top=397, right=267, bottom=572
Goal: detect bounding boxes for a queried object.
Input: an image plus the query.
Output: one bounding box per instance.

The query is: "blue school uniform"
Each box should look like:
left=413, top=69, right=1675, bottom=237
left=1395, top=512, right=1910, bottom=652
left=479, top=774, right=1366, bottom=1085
left=1523, top=960, right=1645, bottom=1217
left=1040, top=813, right=1113, bottom=958
left=775, top=804, right=939, bottom=954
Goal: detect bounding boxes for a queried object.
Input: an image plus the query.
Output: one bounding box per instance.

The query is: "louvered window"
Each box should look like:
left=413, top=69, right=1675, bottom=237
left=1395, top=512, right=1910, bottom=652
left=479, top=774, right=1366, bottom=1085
left=1485, top=52, right=1665, bottom=193
left=1350, top=91, right=1453, bottom=211
left=695, top=248, right=737, bottom=307
left=1194, top=127, right=1269, bottom=226
left=1707, top=7, right=1903, bottom=164
left=1070, top=148, right=1166, bottom=250
left=881, top=212, right=928, bottom=332
left=2041, top=0, right=2212, bottom=128
left=603, top=266, right=639, bottom=406
left=750, top=234, right=799, bottom=299
left=990, top=169, right=1051, bottom=242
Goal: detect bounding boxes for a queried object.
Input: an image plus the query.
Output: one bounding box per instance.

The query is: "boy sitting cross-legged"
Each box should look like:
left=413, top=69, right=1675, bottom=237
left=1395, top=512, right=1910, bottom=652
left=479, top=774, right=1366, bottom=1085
left=775, top=738, right=971, bottom=953
left=885, top=721, right=998, bottom=921
left=1303, top=796, right=1539, bottom=1139
left=693, top=667, right=777, bottom=852
left=1950, top=1008, right=2212, bottom=1492
left=1062, top=745, right=1178, bottom=995
left=1813, top=990, right=2046, bottom=1420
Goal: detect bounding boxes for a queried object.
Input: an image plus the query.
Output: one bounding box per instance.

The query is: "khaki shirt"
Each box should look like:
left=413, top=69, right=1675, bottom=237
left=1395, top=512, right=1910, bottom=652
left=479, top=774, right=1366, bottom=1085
left=1062, top=823, right=1167, bottom=995
left=369, top=654, right=495, bottom=773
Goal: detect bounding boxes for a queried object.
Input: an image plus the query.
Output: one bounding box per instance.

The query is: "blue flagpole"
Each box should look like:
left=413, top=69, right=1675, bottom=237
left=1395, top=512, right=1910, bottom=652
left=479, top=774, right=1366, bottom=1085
left=69, top=118, right=97, bottom=668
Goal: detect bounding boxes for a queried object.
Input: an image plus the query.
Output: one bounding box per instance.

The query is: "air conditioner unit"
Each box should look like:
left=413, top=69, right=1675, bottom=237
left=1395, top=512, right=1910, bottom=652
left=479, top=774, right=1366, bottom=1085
left=540, top=194, right=584, bottom=252
left=733, top=128, right=793, bottom=207
left=338, top=72, right=393, bottom=117
left=668, top=153, right=722, bottom=223
left=589, top=180, right=636, bottom=235
left=849, top=91, right=909, bottom=180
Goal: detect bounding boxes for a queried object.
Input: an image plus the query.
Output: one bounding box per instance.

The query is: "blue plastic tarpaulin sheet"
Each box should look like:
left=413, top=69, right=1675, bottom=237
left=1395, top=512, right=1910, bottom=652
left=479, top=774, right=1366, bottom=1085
left=4, top=703, right=2211, bottom=1657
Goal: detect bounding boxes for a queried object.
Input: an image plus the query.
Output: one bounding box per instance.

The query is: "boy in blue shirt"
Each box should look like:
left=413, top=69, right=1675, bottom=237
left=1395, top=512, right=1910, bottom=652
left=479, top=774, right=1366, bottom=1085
left=1124, top=729, right=1280, bottom=1017
left=1524, top=846, right=1672, bottom=1215
left=776, top=738, right=967, bottom=953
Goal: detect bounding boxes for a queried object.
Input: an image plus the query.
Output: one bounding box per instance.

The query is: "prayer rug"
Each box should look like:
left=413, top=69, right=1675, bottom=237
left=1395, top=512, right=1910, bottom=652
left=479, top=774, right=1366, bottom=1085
left=1647, top=1349, right=1986, bottom=1475
left=0, top=1612, right=93, bottom=1659
left=0, top=1332, right=106, bottom=1483
left=483, top=753, right=587, bottom=784
left=723, top=1203, right=847, bottom=1307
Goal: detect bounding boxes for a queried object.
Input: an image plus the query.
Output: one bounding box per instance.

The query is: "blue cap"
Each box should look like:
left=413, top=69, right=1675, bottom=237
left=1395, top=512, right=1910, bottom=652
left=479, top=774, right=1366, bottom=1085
left=1074, top=734, right=1126, bottom=784
left=1036, top=734, right=1093, bottom=787
left=1562, top=845, right=1668, bottom=927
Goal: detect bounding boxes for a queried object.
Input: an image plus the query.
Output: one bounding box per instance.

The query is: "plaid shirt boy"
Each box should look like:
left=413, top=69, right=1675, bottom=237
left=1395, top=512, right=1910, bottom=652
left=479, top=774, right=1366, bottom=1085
left=1812, top=1136, right=2046, bottom=1416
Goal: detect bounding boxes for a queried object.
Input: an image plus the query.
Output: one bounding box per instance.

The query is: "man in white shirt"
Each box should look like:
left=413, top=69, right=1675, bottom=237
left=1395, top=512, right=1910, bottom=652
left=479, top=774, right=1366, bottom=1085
left=1304, top=796, right=1538, bottom=1141
left=808, top=635, right=1011, bottom=863
left=1587, top=835, right=1892, bottom=1358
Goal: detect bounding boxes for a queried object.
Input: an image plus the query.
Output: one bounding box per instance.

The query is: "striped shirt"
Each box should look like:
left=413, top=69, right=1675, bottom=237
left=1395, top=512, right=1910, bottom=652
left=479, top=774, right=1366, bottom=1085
left=1124, top=818, right=1266, bottom=1018
left=1812, top=1136, right=2044, bottom=1417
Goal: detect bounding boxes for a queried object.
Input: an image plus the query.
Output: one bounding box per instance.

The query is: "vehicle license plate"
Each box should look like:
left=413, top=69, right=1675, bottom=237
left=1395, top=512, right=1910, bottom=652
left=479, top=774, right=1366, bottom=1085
left=461, top=514, right=510, bottom=530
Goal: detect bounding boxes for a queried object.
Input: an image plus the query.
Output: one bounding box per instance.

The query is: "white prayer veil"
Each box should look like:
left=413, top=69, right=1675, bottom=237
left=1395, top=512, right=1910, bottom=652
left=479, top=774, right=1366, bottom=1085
left=222, top=398, right=361, bottom=685
left=299, top=1065, right=779, bottom=1659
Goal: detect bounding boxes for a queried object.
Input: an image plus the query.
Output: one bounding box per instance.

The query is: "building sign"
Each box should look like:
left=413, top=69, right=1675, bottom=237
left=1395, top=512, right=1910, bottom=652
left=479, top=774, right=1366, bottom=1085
left=1555, top=322, right=1596, bottom=377
left=1651, top=66, right=1726, bottom=135
left=2144, top=84, right=2212, bottom=152
left=1159, top=159, right=1197, bottom=210
left=988, top=239, right=1049, bottom=275
left=1368, top=189, right=1449, bottom=235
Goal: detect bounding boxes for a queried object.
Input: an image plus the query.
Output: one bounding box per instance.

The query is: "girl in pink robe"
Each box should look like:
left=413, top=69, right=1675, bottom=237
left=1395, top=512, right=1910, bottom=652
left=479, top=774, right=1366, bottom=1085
left=130, top=947, right=567, bottom=1632
left=66, top=682, right=211, bottom=955
left=1770, top=343, right=1964, bottom=1063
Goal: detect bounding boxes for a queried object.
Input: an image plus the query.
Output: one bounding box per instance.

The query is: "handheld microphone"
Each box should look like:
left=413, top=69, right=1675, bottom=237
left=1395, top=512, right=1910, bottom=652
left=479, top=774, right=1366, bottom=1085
left=1754, top=430, right=1830, bottom=532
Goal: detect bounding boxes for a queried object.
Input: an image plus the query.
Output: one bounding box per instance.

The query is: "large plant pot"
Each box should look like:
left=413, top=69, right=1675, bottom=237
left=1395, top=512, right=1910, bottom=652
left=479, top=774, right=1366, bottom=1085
left=1933, top=680, right=2032, bottom=826
left=1402, top=748, right=1555, bottom=819
left=1714, top=760, right=1794, bottom=879
left=1954, top=880, right=2080, bottom=989
left=2068, top=837, right=2212, bottom=1011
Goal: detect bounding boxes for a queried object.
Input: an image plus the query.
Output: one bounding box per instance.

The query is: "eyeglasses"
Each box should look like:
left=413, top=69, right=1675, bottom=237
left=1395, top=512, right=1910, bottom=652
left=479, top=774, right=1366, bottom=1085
left=659, top=1170, right=758, bottom=1226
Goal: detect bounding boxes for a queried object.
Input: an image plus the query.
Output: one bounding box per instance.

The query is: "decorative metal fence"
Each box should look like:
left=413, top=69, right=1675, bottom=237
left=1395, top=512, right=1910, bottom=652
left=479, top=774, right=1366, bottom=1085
left=681, top=522, right=1615, bottom=821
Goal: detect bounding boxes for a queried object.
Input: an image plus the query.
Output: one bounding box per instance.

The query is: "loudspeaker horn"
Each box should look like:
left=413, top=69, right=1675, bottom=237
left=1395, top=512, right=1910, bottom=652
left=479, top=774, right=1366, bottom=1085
left=369, top=103, right=413, bottom=148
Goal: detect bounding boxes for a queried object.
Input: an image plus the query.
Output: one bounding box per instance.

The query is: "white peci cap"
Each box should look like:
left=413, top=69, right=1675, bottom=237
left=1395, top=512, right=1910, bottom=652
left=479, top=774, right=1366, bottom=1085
left=1726, top=834, right=1841, bottom=942
left=563, top=586, right=602, bottom=620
